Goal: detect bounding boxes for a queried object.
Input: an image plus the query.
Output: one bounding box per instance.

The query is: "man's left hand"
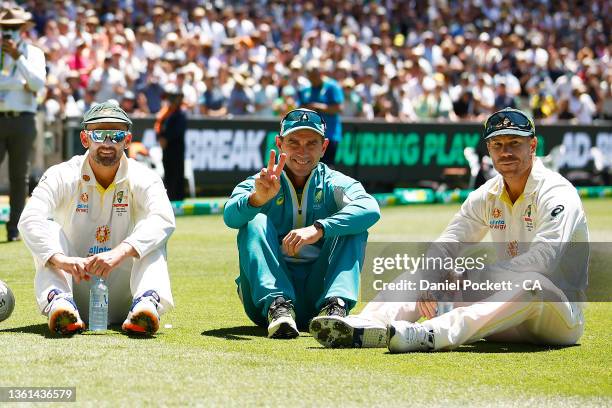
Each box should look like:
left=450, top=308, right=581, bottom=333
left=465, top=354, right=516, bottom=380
left=85, top=242, right=137, bottom=279
left=282, top=226, right=323, bottom=257
left=1, top=39, right=20, bottom=60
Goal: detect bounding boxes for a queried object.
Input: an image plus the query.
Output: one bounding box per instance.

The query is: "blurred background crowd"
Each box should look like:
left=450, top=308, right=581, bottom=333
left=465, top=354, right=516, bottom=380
left=18, top=0, right=612, bottom=124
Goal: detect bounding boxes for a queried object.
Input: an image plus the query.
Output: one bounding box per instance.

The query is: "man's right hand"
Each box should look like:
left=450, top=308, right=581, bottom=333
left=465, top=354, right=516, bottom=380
left=249, top=149, right=287, bottom=207
left=47, top=254, right=91, bottom=284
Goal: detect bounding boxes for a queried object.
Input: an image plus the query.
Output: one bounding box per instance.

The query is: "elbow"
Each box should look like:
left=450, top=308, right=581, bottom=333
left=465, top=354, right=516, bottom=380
left=223, top=212, right=242, bottom=229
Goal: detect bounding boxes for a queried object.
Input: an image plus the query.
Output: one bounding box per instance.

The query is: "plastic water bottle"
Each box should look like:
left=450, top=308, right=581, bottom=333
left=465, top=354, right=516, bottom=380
left=89, top=277, right=108, bottom=331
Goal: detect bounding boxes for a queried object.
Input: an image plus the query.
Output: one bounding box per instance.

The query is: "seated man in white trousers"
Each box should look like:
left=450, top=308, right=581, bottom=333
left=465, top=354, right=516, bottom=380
left=19, top=101, right=175, bottom=335
left=310, top=108, right=588, bottom=352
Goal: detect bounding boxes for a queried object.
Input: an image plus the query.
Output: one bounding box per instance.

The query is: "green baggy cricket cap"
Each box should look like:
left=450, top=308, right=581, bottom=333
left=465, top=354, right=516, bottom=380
left=280, top=108, right=326, bottom=138
left=81, top=100, right=133, bottom=129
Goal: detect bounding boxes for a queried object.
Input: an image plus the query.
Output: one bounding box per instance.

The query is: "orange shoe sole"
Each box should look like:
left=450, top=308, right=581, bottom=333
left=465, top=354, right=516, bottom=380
left=122, top=310, right=159, bottom=335
left=49, top=309, right=85, bottom=335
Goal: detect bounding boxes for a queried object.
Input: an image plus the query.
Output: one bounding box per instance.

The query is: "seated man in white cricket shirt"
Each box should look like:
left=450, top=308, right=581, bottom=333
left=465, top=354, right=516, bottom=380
left=310, top=108, right=589, bottom=352
left=19, top=101, right=175, bottom=335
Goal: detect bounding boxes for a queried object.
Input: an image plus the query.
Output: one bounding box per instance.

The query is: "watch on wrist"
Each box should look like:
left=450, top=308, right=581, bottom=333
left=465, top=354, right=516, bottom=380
left=314, top=220, right=325, bottom=237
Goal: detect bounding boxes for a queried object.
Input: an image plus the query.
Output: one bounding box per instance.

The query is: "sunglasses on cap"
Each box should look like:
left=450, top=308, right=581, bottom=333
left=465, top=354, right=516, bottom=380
left=280, top=108, right=326, bottom=137
left=483, top=109, right=535, bottom=139
left=84, top=129, right=130, bottom=144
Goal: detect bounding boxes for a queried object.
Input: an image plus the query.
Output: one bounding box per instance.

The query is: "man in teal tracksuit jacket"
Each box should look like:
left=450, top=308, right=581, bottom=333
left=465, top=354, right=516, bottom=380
left=224, top=108, right=380, bottom=339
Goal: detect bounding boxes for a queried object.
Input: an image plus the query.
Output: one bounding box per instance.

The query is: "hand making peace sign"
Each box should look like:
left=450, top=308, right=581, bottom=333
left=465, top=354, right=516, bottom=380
left=248, top=150, right=287, bottom=207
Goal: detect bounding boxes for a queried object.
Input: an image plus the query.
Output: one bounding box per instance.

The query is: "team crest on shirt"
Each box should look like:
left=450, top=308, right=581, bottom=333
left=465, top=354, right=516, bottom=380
left=313, top=190, right=323, bottom=209
left=489, top=207, right=506, bottom=230
left=113, top=190, right=129, bottom=215
left=506, top=240, right=519, bottom=258
left=276, top=195, right=284, bottom=205
left=523, top=204, right=534, bottom=231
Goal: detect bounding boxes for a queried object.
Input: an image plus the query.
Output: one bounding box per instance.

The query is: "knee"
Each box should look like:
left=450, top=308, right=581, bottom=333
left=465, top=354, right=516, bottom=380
left=239, top=214, right=271, bottom=239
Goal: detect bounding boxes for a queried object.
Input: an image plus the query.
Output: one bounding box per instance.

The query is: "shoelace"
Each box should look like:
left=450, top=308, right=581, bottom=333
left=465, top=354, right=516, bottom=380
left=324, top=302, right=346, bottom=317
left=270, top=299, right=293, bottom=320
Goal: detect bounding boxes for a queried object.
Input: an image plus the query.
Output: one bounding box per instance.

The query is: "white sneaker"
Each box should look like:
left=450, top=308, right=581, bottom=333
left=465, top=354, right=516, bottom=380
left=122, top=290, right=160, bottom=335
left=45, top=290, right=85, bottom=335
left=386, top=321, right=435, bottom=353
left=309, top=315, right=387, bottom=348
left=267, top=297, right=299, bottom=339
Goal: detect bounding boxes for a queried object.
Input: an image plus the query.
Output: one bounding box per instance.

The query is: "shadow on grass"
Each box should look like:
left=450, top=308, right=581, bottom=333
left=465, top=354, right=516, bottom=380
left=201, top=325, right=267, bottom=340
left=308, top=341, right=578, bottom=353
left=0, top=323, right=71, bottom=339
left=449, top=341, right=580, bottom=353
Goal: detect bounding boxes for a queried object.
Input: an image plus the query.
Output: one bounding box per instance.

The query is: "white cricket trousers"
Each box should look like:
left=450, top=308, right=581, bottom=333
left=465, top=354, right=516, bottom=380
left=33, top=222, right=174, bottom=324
left=360, top=272, right=584, bottom=350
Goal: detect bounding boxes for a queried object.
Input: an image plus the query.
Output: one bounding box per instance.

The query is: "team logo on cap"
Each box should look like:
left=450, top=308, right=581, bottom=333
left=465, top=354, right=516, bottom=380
left=96, top=225, right=111, bottom=244
left=300, top=112, right=309, bottom=121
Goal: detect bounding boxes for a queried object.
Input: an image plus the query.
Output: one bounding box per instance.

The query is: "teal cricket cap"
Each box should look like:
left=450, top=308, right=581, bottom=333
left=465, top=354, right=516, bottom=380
left=280, top=108, right=326, bottom=138
left=81, top=100, right=133, bottom=130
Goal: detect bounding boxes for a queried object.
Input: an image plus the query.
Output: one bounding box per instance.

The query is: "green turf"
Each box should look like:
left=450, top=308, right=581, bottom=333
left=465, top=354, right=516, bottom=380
left=0, top=199, right=611, bottom=406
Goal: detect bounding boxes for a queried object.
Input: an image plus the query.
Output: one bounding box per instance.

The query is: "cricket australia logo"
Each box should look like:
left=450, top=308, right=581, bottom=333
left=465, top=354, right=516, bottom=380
left=113, top=190, right=129, bottom=215
left=276, top=195, right=285, bottom=205
left=95, top=225, right=111, bottom=244
left=313, top=190, right=323, bottom=209
left=523, top=204, right=534, bottom=231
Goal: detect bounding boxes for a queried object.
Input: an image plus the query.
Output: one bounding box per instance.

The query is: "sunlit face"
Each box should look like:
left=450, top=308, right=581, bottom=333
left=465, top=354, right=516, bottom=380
left=276, top=129, right=329, bottom=179
left=486, top=135, right=536, bottom=179
left=80, top=122, right=131, bottom=167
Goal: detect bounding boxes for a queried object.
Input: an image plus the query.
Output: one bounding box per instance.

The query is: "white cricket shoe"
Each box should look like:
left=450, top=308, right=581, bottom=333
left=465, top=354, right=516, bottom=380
left=386, top=321, right=435, bottom=353
left=45, top=290, right=85, bottom=335
left=122, top=290, right=160, bottom=335
left=267, top=297, right=299, bottom=339
left=309, top=315, right=387, bottom=348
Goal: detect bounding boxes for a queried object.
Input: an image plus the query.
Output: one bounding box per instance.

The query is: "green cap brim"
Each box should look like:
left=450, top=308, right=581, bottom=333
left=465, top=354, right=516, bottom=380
left=281, top=124, right=325, bottom=138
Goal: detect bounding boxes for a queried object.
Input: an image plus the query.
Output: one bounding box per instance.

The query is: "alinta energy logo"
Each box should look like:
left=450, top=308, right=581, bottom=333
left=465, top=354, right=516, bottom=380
left=76, top=192, right=89, bottom=213
left=490, top=207, right=506, bottom=230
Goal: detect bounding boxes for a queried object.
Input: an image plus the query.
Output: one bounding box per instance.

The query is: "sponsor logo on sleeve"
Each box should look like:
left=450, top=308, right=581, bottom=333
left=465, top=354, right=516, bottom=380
left=551, top=205, right=564, bottom=217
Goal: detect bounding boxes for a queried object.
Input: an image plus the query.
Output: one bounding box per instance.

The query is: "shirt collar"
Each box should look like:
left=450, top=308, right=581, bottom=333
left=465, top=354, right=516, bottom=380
left=487, top=157, right=545, bottom=198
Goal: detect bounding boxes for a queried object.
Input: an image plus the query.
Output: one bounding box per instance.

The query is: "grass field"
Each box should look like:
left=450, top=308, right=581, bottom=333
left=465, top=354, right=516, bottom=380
left=0, top=199, right=611, bottom=406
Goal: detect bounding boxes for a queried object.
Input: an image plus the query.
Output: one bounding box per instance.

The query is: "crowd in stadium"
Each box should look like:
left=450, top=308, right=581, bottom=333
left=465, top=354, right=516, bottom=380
left=22, top=0, right=611, bottom=123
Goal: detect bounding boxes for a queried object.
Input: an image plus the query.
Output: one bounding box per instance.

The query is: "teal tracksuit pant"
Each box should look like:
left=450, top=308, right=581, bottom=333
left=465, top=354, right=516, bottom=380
left=236, top=213, right=367, bottom=329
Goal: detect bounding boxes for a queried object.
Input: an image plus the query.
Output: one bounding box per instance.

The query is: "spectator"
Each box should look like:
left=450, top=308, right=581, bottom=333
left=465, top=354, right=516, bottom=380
left=227, top=73, right=253, bottom=115
left=199, top=72, right=227, bottom=117
left=494, top=82, right=517, bottom=111
left=156, top=85, right=187, bottom=201
left=298, top=60, right=344, bottom=165
left=0, top=7, right=46, bottom=241
left=87, top=53, right=126, bottom=102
